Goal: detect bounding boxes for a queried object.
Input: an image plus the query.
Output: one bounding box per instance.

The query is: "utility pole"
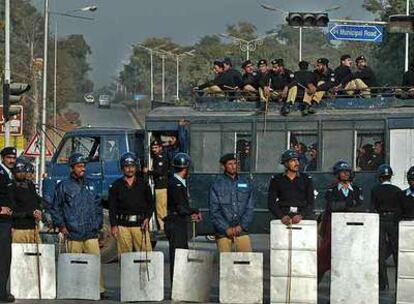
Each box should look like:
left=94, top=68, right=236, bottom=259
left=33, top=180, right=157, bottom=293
left=161, top=55, right=165, bottom=101
left=40, top=0, right=49, bottom=187
left=4, top=0, right=11, bottom=146
left=405, top=0, right=410, bottom=71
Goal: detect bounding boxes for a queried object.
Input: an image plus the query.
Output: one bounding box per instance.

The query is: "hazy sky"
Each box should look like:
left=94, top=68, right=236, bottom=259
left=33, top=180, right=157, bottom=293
left=31, top=0, right=374, bottom=88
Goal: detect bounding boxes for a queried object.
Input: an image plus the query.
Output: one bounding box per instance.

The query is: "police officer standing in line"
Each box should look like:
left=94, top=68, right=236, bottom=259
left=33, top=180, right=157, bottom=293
left=371, top=164, right=401, bottom=291
left=10, top=158, right=42, bottom=244
left=0, top=147, right=17, bottom=303
left=396, top=166, right=414, bottom=220
left=318, top=161, right=364, bottom=283
left=164, top=153, right=202, bottom=281
left=209, top=153, right=255, bottom=252
left=267, top=149, right=315, bottom=226
left=109, top=152, right=154, bottom=254
left=146, top=140, right=169, bottom=232
left=50, top=152, right=106, bottom=298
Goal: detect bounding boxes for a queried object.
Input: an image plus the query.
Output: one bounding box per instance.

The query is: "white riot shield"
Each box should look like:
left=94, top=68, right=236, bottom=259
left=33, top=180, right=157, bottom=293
left=270, top=220, right=317, bottom=304
left=120, top=251, right=164, bottom=302
left=331, top=213, right=379, bottom=304
left=219, top=252, right=263, bottom=304
left=10, top=243, right=56, bottom=299
left=397, top=221, right=414, bottom=303
left=172, top=249, right=215, bottom=303
left=57, top=253, right=100, bottom=300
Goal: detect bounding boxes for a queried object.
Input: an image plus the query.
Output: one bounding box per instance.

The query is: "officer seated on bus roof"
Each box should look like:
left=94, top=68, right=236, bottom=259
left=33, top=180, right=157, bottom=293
left=194, top=60, right=226, bottom=95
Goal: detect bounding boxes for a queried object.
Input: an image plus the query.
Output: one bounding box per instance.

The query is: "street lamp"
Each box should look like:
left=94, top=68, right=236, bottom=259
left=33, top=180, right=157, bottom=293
left=219, top=32, right=278, bottom=60
left=158, top=49, right=195, bottom=101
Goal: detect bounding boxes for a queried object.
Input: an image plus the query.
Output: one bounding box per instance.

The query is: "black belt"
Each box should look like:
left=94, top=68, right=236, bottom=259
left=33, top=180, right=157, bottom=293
left=116, top=214, right=145, bottom=225
left=379, top=211, right=395, bottom=216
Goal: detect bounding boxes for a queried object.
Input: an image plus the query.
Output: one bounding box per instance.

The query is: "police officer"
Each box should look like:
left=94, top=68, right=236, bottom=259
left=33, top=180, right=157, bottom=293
left=313, top=58, right=335, bottom=102
left=223, top=57, right=243, bottom=89
left=146, top=140, right=169, bottom=232
left=0, top=147, right=17, bottom=303
left=396, top=166, right=414, bottom=220
left=195, top=60, right=226, bottom=94
left=164, top=153, right=202, bottom=281
left=50, top=152, right=106, bottom=298
left=268, top=149, right=315, bottom=226
left=371, top=164, right=401, bottom=290
left=209, top=153, right=255, bottom=252
left=10, top=158, right=42, bottom=244
left=109, top=152, right=154, bottom=255
left=318, top=161, right=364, bottom=283
left=241, top=60, right=259, bottom=93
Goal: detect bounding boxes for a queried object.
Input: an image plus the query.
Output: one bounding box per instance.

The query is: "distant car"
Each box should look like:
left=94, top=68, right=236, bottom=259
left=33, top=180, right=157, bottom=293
left=98, top=95, right=111, bottom=108
left=84, top=94, right=95, bottom=104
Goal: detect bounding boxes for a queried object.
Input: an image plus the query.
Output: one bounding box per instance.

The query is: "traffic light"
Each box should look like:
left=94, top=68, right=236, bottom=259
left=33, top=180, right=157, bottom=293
left=286, top=12, right=330, bottom=27
left=3, top=82, right=30, bottom=121
left=388, top=15, right=414, bottom=33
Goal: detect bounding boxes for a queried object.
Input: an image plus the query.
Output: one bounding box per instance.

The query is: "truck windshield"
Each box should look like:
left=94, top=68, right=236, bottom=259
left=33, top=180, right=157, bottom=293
left=56, top=136, right=101, bottom=164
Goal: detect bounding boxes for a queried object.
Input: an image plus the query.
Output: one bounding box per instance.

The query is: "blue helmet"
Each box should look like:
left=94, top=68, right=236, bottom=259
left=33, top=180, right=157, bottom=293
left=280, top=149, right=299, bottom=164
left=172, top=152, right=191, bottom=169
left=377, top=164, right=393, bottom=178
left=407, top=166, right=414, bottom=182
left=25, top=162, right=35, bottom=174
left=333, top=160, right=352, bottom=175
left=68, top=152, right=88, bottom=166
left=14, top=157, right=27, bottom=173
left=120, top=152, right=137, bottom=168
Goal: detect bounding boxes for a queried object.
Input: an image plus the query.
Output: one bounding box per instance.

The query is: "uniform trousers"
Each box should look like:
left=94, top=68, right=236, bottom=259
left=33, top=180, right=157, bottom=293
left=155, top=188, right=167, bottom=231
left=116, top=226, right=152, bottom=254
left=216, top=235, right=252, bottom=252
left=379, top=217, right=398, bottom=289
left=12, top=228, right=40, bottom=244
left=0, top=222, right=11, bottom=299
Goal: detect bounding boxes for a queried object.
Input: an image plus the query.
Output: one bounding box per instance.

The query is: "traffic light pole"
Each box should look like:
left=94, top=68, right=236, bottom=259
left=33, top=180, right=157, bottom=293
left=299, top=27, right=302, bottom=62
left=405, top=0, right=410, bottom=72
left=4, top=0, right=11, bottom=146
left=40, top=0, right=49, bottom=189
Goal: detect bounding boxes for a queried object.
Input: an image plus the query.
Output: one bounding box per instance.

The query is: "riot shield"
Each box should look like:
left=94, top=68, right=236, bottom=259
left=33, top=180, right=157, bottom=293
left=397, top=220, right=414, bottom=303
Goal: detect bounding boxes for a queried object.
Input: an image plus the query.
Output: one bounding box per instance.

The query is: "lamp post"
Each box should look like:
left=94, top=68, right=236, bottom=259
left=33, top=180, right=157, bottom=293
left=219, top=32, right=278, bottom=60
left=4, top=0, right=11, bottom=146
left=405, top=0, right=410, bottom=71
left=136, top=45, right=160, bottom=101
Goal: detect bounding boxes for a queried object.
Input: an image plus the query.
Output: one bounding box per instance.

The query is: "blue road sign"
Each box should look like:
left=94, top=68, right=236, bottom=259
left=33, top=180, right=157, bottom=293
left=328, top=23, right=384, bottom=43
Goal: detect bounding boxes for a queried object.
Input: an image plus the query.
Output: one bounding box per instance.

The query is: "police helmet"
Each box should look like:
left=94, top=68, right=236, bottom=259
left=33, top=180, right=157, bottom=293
left=68, top=152, right=88, bottom=167
left=280, top=149, right=299, bottom=164
left=14, top=158, right=27, bottom=173
left=25, top=162, right=35, bottom=174
left=377, top=164, right=393, bottom=178
left=407, top=166, right=414, bottom=182
left=172, top=152, right=191, bottom=169
left=333, top=160, right=352, bottom=175
left=120, top=152, right=137, bottom=168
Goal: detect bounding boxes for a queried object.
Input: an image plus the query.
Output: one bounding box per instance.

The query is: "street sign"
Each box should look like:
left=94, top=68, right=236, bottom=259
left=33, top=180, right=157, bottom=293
left=328, top=23, right=384, bottom=43
left=0, top=105, right=23, bottom=136
left=23, top=133, right=52, bottom=157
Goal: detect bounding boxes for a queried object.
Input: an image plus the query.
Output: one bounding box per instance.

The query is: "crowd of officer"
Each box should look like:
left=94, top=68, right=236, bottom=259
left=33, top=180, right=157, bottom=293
left=0, top=141, right=413, bottom=301
left=194, top=55, right=414, bottom=116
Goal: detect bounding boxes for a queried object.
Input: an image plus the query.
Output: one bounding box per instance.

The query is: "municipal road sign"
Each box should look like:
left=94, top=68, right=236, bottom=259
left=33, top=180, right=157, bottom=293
left=328, top=23, right=384, bottom=43
left=23, top=133, right=52, bottom=157
left=0, top=105, right=23, bottom=136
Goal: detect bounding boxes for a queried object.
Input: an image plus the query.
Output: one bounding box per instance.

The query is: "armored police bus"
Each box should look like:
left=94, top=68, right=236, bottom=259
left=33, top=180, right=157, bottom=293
left=43, top=94, right=414, bottom=260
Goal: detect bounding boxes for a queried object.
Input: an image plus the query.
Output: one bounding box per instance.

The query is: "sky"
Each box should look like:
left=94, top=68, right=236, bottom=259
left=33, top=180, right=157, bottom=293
left=31, top=0, right=375, bottom=88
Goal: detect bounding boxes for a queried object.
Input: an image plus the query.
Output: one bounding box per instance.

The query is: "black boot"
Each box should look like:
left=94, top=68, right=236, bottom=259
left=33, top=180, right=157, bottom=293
left=281, top=103, right=292, bottom=116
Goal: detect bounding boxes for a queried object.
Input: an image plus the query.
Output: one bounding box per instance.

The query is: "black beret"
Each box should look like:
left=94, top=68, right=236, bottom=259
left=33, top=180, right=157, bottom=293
left=308, top=143, right=318, bottom=151
left=213, top=60, right=224, bottom=68
left=1, top=146, right=17, bottom=157
left=355, top=55, right=366, bottom=62
left=340, top=54, right=352, bottom=61
left=317, top=58, right=329, bottom=65
left=150, top=140, right=162, bottom=147
left=257, top=59, right=267, bottom=66
left=271, top=58, right=284, bottom=66
left=241, top=60, right=252, bottom=69
left=223, top=57, right=232, bottom=66
left=220, top=153, right=237, bottom=164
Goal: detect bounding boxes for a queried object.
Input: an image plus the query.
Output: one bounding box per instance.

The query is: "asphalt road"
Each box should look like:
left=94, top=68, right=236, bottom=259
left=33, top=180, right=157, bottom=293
left=67, top=102, right=141, bottom=129
left=13, top=234, right=396, bottom=304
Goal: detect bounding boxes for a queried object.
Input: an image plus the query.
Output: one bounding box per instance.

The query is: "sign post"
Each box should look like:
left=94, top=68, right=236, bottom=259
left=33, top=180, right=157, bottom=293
left=328, top=23, right=384, bottom=43
left=0, top=105, right=23, bottom=136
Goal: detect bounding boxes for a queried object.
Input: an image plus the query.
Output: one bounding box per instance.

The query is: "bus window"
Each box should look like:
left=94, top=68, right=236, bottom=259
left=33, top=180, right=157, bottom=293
left=56, top=136, right=100, bottom=164
left=356, top=132, right=385, bottom=171
left=191, top=131, right=221, bottom=173
left=236, top=134, right=251, bottom=173
left=290, top=132, right=319, bottom=172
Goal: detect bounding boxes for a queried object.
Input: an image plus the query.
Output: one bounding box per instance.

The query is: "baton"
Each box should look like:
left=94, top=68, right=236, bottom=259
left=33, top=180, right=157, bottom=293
left=35, top=224, right=42, bottom=299
left=141, top=227, right=150, bottom=281
left=286, top=219, right=293, bottom=304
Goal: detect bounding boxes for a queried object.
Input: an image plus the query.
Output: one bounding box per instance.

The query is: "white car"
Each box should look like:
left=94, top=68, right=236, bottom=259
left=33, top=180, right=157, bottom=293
left=84, top=94, right=95, bottom=104
left=98, top=95, right=111, bottom=108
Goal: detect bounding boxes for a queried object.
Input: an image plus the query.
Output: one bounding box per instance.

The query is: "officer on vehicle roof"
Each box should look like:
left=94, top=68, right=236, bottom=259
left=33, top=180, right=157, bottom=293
left=10, top=157, right=42, bottom=244
left=318, top=160, right=364, bottom=283
left=0, top=147, right=17, bottom=303
left=267, top=149, right=315, bottom=226
left=371, top=164, right=401, bottom=291
left=209, top=153, right=255, bottom=252
left=50, top=152, right=106, bottom=298
left=164, top=152, right=202, bottom=281
left=109, top=152, right=154, bottom=255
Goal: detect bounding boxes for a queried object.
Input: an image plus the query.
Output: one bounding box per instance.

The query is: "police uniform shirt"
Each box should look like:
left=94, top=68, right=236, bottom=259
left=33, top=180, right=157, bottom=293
left=223, top=68, right=243, bottom=88
left=0, top=164, right=13, bottom=222
left=257, top=71, right=272, bottom=89
left=269, top=69, right=293, bottom=91
left=292, top=70, right=318, bottom=88
left=108, top=176, right=154, bottom=227
left=314, top=67, right=335, bottom=84
left=267, top=173, right=315, bottom=219
left=371, top=182, right=401, bottom=214
left=396, top=188, right=414, bottom=220
left=242, top=72, right=259, bottom=89
left=353, top=66, right=377, bottom=87
left=167, top=175, right=198, bottom=217
left=151, top=152, right=169, bottom=189
left=325, top=182, right=363, bottom=213
left=334, top=65, right=353, bottom=86
left=10, top=180, right=42, bottom=229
